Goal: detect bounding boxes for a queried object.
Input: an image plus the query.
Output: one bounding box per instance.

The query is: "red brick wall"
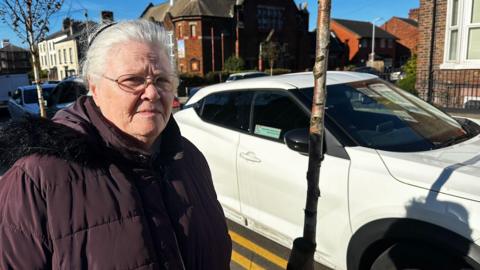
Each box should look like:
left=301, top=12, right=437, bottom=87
left=381, top=18, right=418, bottom=54
left=416, top=0, right=480, bottom=102
left=173, top=19, right=204, bottom=75
left=330, top=21, right=360, bottom=62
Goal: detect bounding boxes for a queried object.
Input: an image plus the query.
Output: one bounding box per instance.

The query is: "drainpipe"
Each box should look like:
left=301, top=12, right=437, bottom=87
left=426, top=0, right=437, bottom=103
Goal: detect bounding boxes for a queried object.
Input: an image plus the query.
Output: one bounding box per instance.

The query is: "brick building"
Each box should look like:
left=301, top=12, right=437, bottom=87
left=331, top=19, right=397, bottom=68
left=0, top=40, right=31, bottom=74
left=416, top=0, right=480, bottom=109
left=381, top=13, right=419, bottom=66
left=140, top=0, right=316, bottom=76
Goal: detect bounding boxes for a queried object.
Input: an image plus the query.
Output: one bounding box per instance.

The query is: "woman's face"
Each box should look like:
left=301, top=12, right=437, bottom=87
left=90, top=41, right=175, bottom=148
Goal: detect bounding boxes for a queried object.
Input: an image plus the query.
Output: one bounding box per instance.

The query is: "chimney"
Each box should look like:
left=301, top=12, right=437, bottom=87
left=409, top=8, right=419, bottom=22
left=0, top=39, right=10, bottom=48
left=62, top=18, right=72, bottom=32
left=170, top=0, right=174, bottom=6
left=101, top=10, right=114, bottom=24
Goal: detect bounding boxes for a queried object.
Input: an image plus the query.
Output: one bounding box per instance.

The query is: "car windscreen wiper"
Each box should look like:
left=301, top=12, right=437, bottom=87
left=435, top=133, right=471, bottom=148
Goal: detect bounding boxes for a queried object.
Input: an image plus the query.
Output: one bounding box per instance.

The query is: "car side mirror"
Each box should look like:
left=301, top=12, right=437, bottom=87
left=12, top=90, right=21, bottom=100
left=7, top=91, right=11, bottom=97
left=284, top=128, right=309, bottom=154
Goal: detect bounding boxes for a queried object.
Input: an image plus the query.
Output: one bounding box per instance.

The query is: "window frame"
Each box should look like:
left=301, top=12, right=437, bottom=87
left=442, top=0, right=480, bottom=69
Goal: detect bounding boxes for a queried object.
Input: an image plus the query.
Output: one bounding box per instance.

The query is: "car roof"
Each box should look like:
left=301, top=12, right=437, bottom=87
left=228, top=71, right=266, bottom=76
left=186, top=71, right=377, bottom=105
left=17, top=84, right=58, bottom=90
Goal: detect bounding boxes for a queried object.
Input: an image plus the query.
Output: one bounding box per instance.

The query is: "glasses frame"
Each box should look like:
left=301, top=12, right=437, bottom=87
left=101, top=73, right=175, bottom=95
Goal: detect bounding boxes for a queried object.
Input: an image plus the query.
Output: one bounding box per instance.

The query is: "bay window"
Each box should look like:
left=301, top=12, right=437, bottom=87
left=443, top=0, right=480, bottom=68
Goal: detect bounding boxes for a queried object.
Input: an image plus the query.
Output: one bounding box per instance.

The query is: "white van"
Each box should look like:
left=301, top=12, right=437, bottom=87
left=0, top=73, right=29, bottom=108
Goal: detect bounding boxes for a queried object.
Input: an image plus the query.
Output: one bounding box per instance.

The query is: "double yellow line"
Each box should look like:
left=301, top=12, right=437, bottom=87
left=229, top=230, right=288, bottom=269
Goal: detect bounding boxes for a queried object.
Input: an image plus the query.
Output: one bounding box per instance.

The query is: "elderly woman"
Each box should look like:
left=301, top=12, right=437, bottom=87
left=0, top=20, right=231, bottom=269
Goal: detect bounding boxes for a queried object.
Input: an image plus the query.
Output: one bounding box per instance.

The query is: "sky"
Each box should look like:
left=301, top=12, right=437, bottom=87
left=0, top=0, right=419, bottom=48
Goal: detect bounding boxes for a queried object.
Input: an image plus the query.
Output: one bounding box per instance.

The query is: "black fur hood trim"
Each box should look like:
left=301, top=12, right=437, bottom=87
left=0, top=117, right=101, bottom=169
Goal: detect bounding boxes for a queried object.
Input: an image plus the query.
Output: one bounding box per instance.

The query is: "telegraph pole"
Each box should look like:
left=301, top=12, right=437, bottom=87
left=287, top=0, right=331, bottom=268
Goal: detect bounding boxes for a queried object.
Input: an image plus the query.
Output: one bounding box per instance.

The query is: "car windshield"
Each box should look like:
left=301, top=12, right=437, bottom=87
left=297, top=79, right=476, bottom=152
left=23, top=86, right=55, bottom=104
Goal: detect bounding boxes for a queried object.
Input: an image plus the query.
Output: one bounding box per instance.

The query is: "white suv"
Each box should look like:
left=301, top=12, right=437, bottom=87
left=174, top=72, right=480, bottom=269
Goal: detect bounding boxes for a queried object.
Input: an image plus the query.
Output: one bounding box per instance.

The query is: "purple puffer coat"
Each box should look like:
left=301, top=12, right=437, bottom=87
left=0, top=96, right=231, bottom=269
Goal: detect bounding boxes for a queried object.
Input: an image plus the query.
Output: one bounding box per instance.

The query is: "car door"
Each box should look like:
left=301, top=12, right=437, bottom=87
left=236, top=90, right=351, bottom=260
left=181, top=91, right=253, bottom=220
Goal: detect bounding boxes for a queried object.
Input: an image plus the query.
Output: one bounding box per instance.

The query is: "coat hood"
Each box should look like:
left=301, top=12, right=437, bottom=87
left=0, top=96, right=183, bottom=172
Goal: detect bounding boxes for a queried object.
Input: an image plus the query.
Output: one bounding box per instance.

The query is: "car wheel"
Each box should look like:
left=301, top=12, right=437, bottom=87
left=370, top=242, right=472, bottom=270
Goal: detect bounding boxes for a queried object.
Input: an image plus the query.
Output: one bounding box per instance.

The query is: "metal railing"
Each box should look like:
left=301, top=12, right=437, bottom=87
left=416, top=70, right=480, bottom=113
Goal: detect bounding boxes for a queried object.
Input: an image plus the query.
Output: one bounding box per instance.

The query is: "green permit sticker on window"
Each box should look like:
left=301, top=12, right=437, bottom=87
left=254, top=125, right=281, bottom=139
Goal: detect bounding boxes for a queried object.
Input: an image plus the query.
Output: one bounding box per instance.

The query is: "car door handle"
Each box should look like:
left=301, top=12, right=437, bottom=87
left=239, top=151, right=261, bottom=163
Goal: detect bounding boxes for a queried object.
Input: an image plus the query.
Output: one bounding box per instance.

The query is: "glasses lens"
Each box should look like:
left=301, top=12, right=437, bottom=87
left=117, top=75, right=145, bottom=92
left=153, top=76, right=173, bottom=92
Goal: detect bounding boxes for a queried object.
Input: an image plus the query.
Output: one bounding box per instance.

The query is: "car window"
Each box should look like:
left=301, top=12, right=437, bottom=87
left=252, top=92, right=309, bottom=141
left=50, top=81, right=88, bottom=105
left=245, top=73, right=267, bottom=79
left=23, top=87, right=55, bottom=104
left=201, top=91, right=253, bottom=131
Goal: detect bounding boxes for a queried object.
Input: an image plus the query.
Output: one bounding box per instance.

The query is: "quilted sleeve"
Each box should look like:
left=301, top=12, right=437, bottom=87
left=0, top=165, right=52, bottom=269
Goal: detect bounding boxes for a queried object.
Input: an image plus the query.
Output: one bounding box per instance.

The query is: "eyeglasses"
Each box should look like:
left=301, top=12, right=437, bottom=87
left=101, top=73, right=175, bottom=94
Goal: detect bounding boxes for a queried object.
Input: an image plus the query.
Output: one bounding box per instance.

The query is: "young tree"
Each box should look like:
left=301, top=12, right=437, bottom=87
left=261, top=40, right=280, bottom=75
left=0, top=0, right=64, bottom=117
left=288, top=0, right=331, bottom=269
left=224, top=56, right=245, bottom=71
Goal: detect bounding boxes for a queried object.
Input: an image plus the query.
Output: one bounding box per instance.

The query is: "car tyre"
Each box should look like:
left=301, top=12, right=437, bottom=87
left=370, top=242, right=472, bottom=270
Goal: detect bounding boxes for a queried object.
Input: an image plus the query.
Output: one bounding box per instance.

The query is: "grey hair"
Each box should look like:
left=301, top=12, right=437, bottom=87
left=81, top=20, right=178, bottom=90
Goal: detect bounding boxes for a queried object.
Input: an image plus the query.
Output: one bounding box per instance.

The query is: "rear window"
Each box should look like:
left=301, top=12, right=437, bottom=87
left=200, top=91, right=253, bottom=131
left=23, top=86, right=55, bottom=104
left=49, top=81, right=87, bottom=105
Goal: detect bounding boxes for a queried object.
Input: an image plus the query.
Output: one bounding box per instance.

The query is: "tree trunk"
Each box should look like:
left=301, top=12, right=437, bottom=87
left=287, top=0, right=331, bottom=269
left=28, top=33, right=47, bottom=118
left=25, top=0, right=47, bottom=118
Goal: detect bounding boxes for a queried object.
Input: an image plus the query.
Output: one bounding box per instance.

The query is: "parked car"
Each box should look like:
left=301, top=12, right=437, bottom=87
left=8, top=84, right=58, bottom=119
left=464, top=100, right=480, bottom=110
left=389, top=70, right=406, bottom=82
left=8, top=77, right=88, bottom=119
left=225, top=71, right=268, bottom=82
left=172, top=96, right=181, bottom=110
left=174, top=71, right=480, bottom=269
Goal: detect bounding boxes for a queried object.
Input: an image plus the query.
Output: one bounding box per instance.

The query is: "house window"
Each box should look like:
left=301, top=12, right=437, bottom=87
left=63, top=49, right=66, bottom=64
left=257, top=5, right=285, bottom=31
left=190, top=24, right=196, bottom=37
left=58, top=50, right=62, bottom=64
left=443, top=0, right=480, bottom=68
left=69, top=48, right=72, bottom=63
left=380, top=38, right=386, bottom=48
left=388, top=39, right=394, bottom=48
left=360, top=39, right=368, bottom=48
left=50, top=55, right=53, bottom=66
left=179, top=24, right=183, bottom=38
left=190, top=59, right=200, bottom=71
